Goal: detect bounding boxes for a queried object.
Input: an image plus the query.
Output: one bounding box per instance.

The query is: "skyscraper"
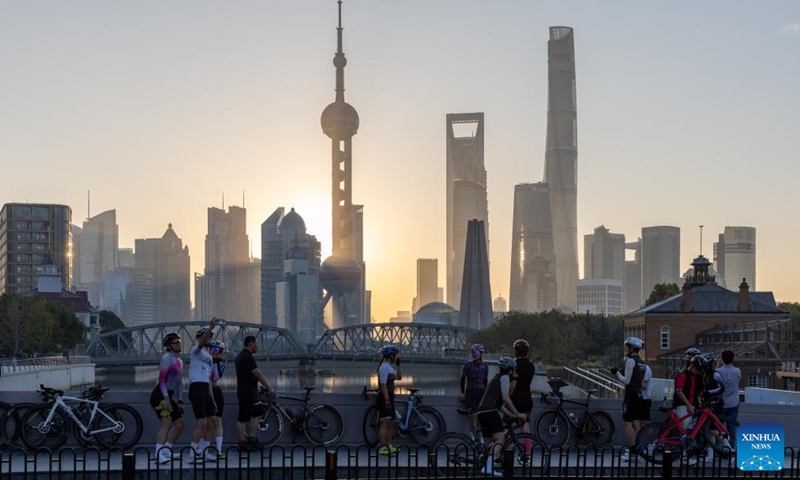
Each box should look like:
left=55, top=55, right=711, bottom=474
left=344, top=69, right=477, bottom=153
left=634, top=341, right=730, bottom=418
left=78, top=209, right=119, bottom=307
left=624, top=239, right=642, bottom=312
left=446, top=112, right=488, bottom=309
left=641, top=226, right=680, bottom=301
left=320, top=0, right=366, bottom=325
left=458, top=220, right=493, bottom=330
left=713, top=226, right=756, bottom=290
left=276, top=245, right=322, bottom=344
left=508, top=182, right=557, bottom=312
left=0, top=203, right=73, bottom=295
left=135, top=224, right=190, bottom=323
left=583, top=225, right=624, bottom=282
left=543, top=27, right=579, bottom=310
left=415, top=258, right=438, bottom=313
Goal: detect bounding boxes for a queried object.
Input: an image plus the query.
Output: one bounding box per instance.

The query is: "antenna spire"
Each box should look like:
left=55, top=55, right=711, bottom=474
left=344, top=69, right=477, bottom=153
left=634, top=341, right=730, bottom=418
left=87, top=190, right=91, bottom=219
left=699, top=225, right=704, bottom=255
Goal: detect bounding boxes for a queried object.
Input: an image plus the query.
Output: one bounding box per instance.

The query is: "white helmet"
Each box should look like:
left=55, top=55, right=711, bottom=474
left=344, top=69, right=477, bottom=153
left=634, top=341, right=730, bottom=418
left=624, top=337, right=644, bottom=349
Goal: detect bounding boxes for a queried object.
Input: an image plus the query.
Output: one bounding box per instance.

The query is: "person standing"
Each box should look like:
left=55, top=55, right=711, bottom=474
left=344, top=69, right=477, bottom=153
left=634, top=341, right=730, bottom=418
left=510, top=339, right=535, bottom=455
left=459, top=344, right=488, bottom=410
left=235, top=336, right=276, bottom=450
left=376, top=345, right=401, bottom=455
left=207, top=340, right=226, bottom=458
left=188, top=319, right=219, bottom=463
left=150, top=332, right=186, bottom=464
left=717, top=350, right=741, bottom=451
left=612, top=337, right=647, bottom=462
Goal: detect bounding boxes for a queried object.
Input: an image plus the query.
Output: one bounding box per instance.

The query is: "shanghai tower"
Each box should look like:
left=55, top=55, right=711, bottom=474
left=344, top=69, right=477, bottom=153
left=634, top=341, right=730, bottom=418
left=543, top=27, right=579, bottom=309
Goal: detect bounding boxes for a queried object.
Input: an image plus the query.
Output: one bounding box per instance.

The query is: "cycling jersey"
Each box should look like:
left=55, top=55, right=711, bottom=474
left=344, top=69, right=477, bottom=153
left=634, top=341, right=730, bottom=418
left=460, top=360, right=488, bottom=392
left=157, top=353, right=184, bottom=401
left=189, top=344, right=214, bottom=384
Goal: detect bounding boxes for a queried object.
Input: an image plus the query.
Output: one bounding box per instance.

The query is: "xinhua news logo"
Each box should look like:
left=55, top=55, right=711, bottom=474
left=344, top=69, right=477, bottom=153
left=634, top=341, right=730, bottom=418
left=737, top=423, right=784, bottom=471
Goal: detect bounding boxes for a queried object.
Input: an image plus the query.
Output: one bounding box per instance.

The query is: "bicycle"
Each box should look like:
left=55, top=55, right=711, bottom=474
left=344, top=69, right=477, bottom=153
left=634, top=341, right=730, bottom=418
left=362, top=387, right=446, bottom=447
left=534, top=377, right=616, bottom=448
left=634, top=398, right=737, bottom=465
left=20, top=385, right=143, bottom=450
left=253, top=386, right=344, bottom=447
left=430, top=409, right=551, bottom=477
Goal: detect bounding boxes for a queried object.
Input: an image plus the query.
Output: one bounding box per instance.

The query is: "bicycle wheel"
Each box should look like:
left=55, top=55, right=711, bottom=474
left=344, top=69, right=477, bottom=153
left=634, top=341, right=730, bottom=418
left=0, top=402, right=12, bottom=449
left=303, top=404, right=344, bottom=446
left=429, top=432, right=481, bottom=477
left=361, top=405, right=380, bottom=447
left=506, top=433, right=551, bottom=476
left=584, top=411, right=615, bottom=447
left=1, top=403, right=34, bottom=449
left=255, top=405, right=284, bottom=447
left=534, top=410, right=570, bottom=447
left=21, top=404, right=69, bottom=450
left=409, top=406, right=446, bottom=446
left=703, top=415, right=738, bottom=459
left=94, top=404, right=143, bottom=450
left=635, top=421, right=680, bottom=465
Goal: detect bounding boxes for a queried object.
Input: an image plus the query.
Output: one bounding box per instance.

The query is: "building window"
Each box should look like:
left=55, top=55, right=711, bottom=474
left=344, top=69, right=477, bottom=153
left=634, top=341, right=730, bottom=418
left=661, top=325, right=671, bottom=349
left=748, top=375, right=767, bottom=388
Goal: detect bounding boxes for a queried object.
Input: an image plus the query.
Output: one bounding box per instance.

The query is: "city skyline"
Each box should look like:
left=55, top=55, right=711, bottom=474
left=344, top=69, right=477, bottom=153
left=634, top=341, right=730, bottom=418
left=2, top=2, right=799, bottom=321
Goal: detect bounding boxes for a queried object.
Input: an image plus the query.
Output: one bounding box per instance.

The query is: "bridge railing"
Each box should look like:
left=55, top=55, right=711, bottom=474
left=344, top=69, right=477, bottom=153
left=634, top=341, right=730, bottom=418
left=0, top=355, right=92, bottom=374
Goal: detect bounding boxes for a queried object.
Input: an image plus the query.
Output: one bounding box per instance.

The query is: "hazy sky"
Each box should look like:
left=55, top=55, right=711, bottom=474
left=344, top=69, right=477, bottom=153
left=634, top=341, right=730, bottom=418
left=2, top=1, right=799, bottom=322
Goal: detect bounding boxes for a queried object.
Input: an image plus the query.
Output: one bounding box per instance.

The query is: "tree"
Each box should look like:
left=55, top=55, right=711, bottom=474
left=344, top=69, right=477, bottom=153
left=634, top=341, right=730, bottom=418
left=0, top=294, right=27, bottom=356
left=98, top=310, right=130, bottom=350
left=645, top=283, right=681, bottom=306
left=46, top=300, right=88, bottom=351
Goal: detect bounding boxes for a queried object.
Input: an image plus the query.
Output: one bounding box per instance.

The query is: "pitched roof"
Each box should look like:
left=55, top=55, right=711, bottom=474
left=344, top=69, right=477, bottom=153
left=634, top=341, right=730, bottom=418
left=627, top=283, right=786, bottom=315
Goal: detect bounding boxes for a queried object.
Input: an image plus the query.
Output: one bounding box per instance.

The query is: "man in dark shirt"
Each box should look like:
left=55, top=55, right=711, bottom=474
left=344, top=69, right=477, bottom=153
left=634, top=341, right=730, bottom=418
left=235, top=336, right=275, bottom=450
left=510, top=339, right=535, bottom=454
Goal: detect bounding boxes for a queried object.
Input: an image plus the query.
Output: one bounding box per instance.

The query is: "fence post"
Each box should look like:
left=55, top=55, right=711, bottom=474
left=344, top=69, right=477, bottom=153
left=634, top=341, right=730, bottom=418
left=325, top=450, right=338, bottom=480
left=662, top=450, right=673, bottom=480
left=502, top=449, right=514, bottom=480
left=122, top=453, right=135, bottom=480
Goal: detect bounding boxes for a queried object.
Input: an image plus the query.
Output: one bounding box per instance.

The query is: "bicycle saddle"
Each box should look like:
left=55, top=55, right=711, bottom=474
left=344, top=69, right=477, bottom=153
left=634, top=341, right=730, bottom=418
left=586, top=389, right=597, bottom=395
left=407, top=388, right=421, bottom=394
left=303, top=386, right=317, bottom=392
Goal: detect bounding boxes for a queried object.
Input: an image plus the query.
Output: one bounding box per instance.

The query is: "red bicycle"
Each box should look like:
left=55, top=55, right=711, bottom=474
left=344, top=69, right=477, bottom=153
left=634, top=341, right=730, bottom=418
left=635, top=398, right=737, bottom=465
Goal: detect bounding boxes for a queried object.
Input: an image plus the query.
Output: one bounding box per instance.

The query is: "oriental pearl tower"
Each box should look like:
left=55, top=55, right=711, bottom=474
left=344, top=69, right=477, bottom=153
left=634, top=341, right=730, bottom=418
left=320, top=0, right=366, bottom=328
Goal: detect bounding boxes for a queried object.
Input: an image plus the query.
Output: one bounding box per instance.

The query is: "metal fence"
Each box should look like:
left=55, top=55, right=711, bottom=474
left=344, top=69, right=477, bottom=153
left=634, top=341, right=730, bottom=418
left=2, top=445, right=799, bottom=479
left=0, top=355, right=92, bottom=374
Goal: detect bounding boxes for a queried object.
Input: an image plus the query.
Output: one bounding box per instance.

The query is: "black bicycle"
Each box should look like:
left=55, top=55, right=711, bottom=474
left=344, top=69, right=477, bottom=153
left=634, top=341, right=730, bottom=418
left=534, top=378, right=615, bottom=448
left=254, top=386, right=344, bottom=447
left=362, top=387, right=446, bottom=447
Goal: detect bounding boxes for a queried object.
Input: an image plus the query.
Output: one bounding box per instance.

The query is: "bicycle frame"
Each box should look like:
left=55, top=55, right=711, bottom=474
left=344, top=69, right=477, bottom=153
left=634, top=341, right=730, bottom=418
left=40, top=395, right=117, bottom=436
left=268, top=394, right=310, bottom=430
left=547, top=390, right=594, bottom=430
left=659, top=407, right=731, bottom=445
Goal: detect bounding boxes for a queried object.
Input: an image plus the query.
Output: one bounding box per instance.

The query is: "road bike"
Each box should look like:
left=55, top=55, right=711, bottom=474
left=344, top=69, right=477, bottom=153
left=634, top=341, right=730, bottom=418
left=634, top=398, right=736, bottom=465
left=20, top=385, right=143, bottom=450
left=534, top=377, right=616, bottom=448
left=429, top=409, right=551, bottom=477
left=253, top=386, right=344, bottom=447
left=362, top=387, right=446, bottom=447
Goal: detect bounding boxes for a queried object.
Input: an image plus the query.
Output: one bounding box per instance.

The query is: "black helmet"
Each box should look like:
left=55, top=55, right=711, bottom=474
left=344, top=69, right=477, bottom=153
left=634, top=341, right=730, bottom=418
left=163, top=332, right=181, bottom=347
left=690, top=355, right=708, bottom=371
left=498, top=357, right=517, bottom=371
left=196, top=327, right=209, bottom=339
left=686, top=347, right=701, bottom=356
left=513, top=339, right=530, bottom=357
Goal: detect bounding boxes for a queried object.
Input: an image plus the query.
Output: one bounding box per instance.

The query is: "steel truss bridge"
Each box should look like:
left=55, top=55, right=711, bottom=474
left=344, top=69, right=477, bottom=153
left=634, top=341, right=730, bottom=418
left=86, top=322, right=477, bottom=366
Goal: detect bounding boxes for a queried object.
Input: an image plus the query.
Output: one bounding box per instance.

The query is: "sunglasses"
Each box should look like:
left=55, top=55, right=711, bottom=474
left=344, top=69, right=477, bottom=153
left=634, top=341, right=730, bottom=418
left=211, top=347, right=223, bottom=354
left=171, top=339, right=182, bottom=344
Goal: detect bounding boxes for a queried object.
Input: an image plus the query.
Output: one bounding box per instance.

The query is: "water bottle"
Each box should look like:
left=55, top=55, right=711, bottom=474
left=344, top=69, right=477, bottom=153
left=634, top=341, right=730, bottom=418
left=567, top=412, right=577, bottom=423
left=395, top=411, right=402, bottom=421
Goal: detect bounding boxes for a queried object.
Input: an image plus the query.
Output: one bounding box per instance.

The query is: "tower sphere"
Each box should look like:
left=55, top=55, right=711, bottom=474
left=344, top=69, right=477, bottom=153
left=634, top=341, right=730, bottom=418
left=320, top=255, right=362, bottom=293
left=321, top=101, right=359, bottom=139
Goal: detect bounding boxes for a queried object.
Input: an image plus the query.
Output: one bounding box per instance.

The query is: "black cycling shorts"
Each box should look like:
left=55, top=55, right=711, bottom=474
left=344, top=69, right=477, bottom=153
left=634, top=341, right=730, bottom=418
left=213, top=386, right=225, bottom=416
left=188, top=382, right=216, bottom=420
left=149, top=386, right=183, bottom=422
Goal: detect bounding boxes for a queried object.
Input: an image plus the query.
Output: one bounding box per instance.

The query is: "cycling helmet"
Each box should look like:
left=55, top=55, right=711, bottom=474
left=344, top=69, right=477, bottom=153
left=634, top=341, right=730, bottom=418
left=196, top=327, right=210, bottom=338
left=163, top=332, right=181, bottom=347
left=699, top=352, right=716, bottom=368
left=685, top=347, right=701, bottom=356
left=513, top=339, right=530, bottom=357
left=471, top=344, right=485, bottom=354
left=690, top=354, right=708, bottom=371
left=624, top=337, right=644, bottom=349
left=210, top=340, right=225, bottom=350
left=498, top=357, right=517, bottom=371
left=380, top=345, right=399, bottom=357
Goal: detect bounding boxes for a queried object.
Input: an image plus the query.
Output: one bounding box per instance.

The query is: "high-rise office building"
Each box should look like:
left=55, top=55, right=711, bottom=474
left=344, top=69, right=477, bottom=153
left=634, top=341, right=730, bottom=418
left=584, top=225, right=624, bottom=282
left=458, top=220, right=493, bottom=330
left=276, top=245, right=322, bottom=343
left=543, top=27, right=579, bottom=310
left=102, top=267, right=153, bottom=327
left=135, top=224, right=191, bottom=323
left=0, top=203, right=73, bottom=295
left=577, top=278, right=623, bottom=315
left=509, top=183, right=557, bottom=312
left=118, top=248, right=134, bottom=268
left=714, top=226, right=756, bottom=290
left=203, top=206, right=258, bottom=322
left=447, top=113, right=488, bottom=309
left=493, top=294, right=508, bottom=314
left=641, top=226, right=680, bottom=301
left=77, top=209, right=119, bottom=307
left=624, top=239, right=642, bottom=312
left=415, top=259, right=438, bottom=313
left=320, top=1, right=366, bottom=325
left=72, top=225, right=83, bottom=287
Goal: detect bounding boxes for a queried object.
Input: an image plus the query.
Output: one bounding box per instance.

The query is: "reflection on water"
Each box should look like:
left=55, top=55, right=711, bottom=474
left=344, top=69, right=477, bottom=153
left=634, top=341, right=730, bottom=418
left=98, top=360, right=464, bottom=396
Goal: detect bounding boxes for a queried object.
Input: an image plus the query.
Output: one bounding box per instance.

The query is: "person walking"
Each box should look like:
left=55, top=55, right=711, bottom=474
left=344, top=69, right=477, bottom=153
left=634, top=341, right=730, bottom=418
left=376, top=344, right=402, bottom=455
left=150, top=332, right=186, bottom=464
left=476, top=357, right=527, bottom=477
left=207, top=340, right=226, bottom=458
left=716, top=350, right=741, bottom=451
left=235, top=335, right=276, bottom=450
left=611, top=337, right=647, bottom=462
left=510, top=339, right=535, bottom=455
left=188, top=319, right=219, bottom=463
left=459, top=344, right=488, bottom=410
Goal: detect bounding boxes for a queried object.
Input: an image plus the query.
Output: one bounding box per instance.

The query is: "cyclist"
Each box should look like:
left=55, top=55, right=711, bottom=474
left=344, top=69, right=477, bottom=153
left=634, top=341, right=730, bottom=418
left=376, top=344, right=402, bottom=455
left=476, top=357, right=527, bottom=477
left=188, top=318, right=219, bottom=463
left=208, top=340, right=226, bottom=458
left=673, top=354, right=705, bottom=447
left=611, top=337, right=647, bottom=462
left=716, top=350, right=741, bottom=451
left=699, top=352, right=726, bottom=459
left=509, top=339, right=535, bottom=455
left=680, top=347, right=702, bottom=377
left=459, top=344, right=488, bottom=410
left=151, top=331, right=186, bottom=464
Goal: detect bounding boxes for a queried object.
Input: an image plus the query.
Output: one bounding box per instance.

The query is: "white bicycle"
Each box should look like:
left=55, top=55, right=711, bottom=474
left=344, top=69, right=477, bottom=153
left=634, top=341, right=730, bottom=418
left=21, top=385, right=142, bottom=450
